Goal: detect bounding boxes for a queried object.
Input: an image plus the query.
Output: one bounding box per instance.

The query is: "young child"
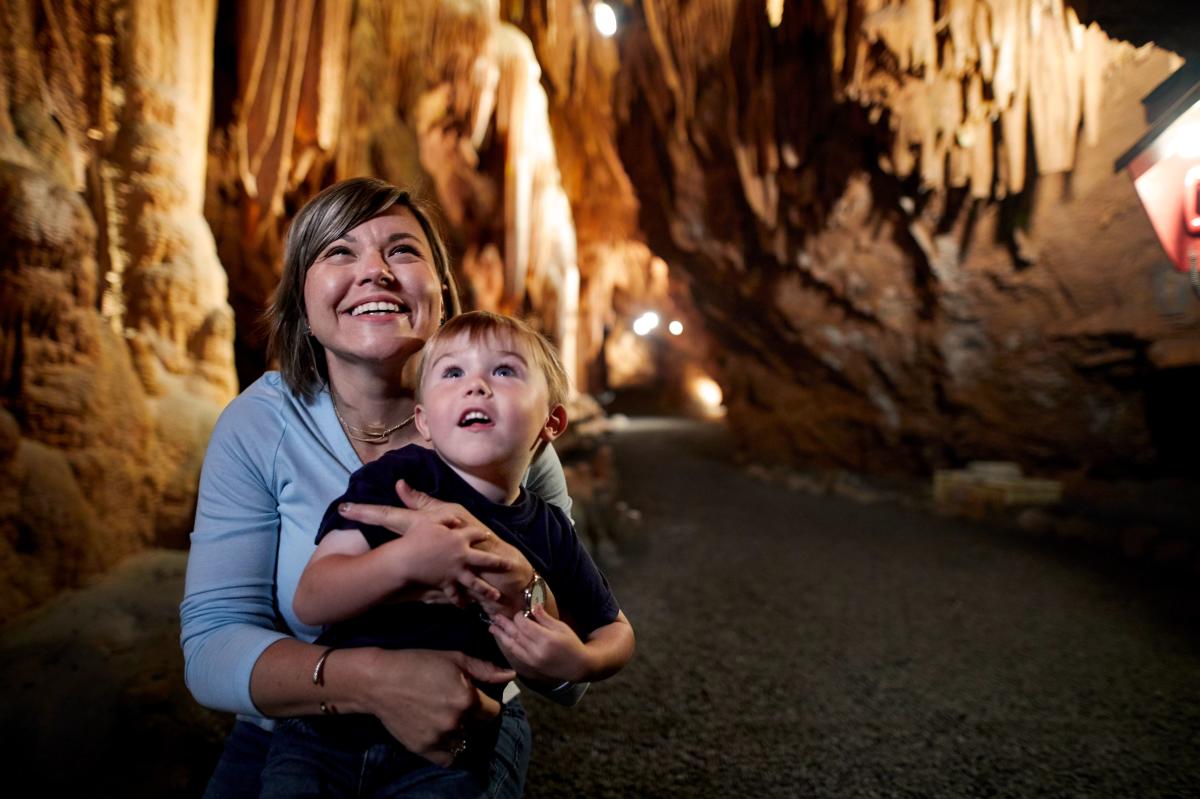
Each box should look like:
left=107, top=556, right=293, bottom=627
left=259, top=311, right=635, bottom=797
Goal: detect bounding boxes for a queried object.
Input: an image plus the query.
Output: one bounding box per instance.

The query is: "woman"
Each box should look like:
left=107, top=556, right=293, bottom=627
left=181, top=177, right=576, bottom=797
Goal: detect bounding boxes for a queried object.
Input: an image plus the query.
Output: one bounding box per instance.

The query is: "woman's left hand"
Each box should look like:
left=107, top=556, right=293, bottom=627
left=338, top=480, right=544, bottom=616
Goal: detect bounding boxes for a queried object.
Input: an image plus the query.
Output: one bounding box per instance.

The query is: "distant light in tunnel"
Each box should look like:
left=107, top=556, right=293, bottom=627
left=692, top=375, right=724, bottom=413
left=593, top=2, right=618, bottom=37
left=668, top=320, right=683, bottom=336
left=632, top=311, right=659, bottom=336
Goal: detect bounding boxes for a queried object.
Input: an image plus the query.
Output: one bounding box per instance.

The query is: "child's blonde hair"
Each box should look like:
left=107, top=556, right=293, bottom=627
left=418, top=311, right=570, bottom=408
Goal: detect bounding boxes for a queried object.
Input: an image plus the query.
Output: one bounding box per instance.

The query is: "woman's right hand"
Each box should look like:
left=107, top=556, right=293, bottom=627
left=349, top=647, right=516, bottom=766
left=338, top=481, right=516, bottom=603
left=379, top=514, right=505, bottom=606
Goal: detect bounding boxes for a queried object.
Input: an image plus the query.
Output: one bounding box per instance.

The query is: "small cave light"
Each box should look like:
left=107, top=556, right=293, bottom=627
left=668, top=320, right=684, bottom=336
left=632, top=311, right=660, bottom=336
left=691, top=375, right=724, bottom=414
left=593, top=2, right=618, bottom=38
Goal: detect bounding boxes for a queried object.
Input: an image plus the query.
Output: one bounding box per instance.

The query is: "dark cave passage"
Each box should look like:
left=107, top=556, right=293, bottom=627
left=527, top=418, right=1200, bottom=798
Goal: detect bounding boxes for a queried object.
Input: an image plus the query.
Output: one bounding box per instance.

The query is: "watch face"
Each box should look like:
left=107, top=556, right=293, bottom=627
left=524, top=574, right=547, bottom=617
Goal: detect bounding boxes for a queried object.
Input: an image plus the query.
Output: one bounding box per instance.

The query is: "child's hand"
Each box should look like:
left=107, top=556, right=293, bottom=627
left=460, top=577, right=509, bottom=619
left=487, top=605, right=594, bottom=684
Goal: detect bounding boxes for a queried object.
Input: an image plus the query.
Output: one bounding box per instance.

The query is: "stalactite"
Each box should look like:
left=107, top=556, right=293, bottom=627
left=1080, top=22, right=1109, bottom=147
left=1029, top=1, right=1082, bottom=174
left=845, top=0, right=1123, bottom=197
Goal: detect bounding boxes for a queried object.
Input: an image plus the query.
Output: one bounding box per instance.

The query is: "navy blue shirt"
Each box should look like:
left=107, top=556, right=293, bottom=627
left=314, top=445, right=620, bottom=676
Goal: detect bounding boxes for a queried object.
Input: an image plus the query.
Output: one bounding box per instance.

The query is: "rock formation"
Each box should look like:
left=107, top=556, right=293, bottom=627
left=613, top=0, right=1199, bottom=473
left=0, top=0, right=235, bottom=621
left=2, top=0, right=1197, bottom=619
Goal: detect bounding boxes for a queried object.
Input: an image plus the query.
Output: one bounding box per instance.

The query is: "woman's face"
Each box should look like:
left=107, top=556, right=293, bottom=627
left=303, top=206, right=443, bottom=379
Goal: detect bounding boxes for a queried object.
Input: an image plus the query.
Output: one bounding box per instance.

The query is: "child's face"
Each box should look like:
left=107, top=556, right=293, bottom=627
left=415, top=331, right=562, bottom=482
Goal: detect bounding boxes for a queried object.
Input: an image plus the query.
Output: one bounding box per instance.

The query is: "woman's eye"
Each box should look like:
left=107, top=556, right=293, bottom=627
left=493, top=364, right=517, bottom=378
left=388, top=245, right=420, bottom=259
left=322, top=245, right=352, bottom=259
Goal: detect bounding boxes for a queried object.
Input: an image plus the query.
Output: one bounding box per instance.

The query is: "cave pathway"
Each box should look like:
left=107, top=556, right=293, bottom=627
left=525, top=417, right=1200, bottom=798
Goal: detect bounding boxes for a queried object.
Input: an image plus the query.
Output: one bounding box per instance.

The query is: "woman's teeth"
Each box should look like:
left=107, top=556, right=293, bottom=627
left=350, top=301, right=404, bottom=316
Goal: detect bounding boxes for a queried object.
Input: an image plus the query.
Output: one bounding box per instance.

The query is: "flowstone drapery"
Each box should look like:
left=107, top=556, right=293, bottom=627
left=0, top=0, right=235, bottom=620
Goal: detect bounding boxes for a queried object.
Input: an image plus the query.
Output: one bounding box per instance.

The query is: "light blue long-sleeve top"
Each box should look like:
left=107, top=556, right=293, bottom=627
left=179, top=371, right=572, bottom=718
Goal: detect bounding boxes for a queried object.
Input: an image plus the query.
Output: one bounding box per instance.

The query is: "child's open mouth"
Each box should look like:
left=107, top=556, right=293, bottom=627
left=458, top=410, right=493, bottom=427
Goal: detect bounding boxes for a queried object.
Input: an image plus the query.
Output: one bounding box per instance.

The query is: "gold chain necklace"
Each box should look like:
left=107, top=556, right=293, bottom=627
left=331, top=392, right=414, bottom=444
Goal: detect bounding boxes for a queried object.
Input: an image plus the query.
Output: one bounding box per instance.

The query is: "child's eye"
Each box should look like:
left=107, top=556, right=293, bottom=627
left=441, top=366, right=463, bottom=379
left=493, top=364, right=517, bottom=378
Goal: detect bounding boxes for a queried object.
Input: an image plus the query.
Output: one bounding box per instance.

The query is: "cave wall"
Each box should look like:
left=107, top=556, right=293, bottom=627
left=612, top=0, right=1199, bottom=474
left=2, top=0, right=1197, bottom=620
left=0, top=0, right=664, bottom=620
left=0, top=0, right=236, bottom=621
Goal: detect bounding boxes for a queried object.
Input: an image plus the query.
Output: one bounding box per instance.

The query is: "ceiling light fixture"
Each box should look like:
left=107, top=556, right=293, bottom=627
left=593, top=2, right=618, bottom=37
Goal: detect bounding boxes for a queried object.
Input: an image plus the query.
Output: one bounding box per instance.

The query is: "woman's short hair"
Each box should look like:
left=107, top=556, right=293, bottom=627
left=268, top=177, right=461, bottom=398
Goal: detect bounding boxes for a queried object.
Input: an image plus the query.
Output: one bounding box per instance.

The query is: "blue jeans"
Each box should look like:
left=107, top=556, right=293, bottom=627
left=228, top=699, right=530, bottom=799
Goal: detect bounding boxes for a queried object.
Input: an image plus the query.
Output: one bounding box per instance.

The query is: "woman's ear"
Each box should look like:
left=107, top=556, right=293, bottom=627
left=540, top=404, right=568, bottom=442
left=413, top=405, right=434, bottom=442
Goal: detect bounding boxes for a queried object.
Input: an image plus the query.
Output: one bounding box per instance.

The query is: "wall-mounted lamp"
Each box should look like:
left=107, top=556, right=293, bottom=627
left=1116, top=62, right=1200, bottom=295
left=593, top=2, right=618, bottom=37
left=668, top=320, right=684, bottom=336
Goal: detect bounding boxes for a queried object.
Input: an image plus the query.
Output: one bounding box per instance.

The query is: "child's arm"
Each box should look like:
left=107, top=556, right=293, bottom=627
left=488, top=607, right=635, bottom=684
left=294, top=526, right=507, bottom=627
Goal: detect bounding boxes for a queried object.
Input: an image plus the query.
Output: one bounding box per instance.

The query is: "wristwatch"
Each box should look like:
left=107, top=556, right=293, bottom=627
left=523, top=572, right=547, bottom=618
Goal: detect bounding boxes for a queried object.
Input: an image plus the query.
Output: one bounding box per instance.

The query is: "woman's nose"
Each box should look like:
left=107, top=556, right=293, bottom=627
left=358, top=251, right=396, bottom=285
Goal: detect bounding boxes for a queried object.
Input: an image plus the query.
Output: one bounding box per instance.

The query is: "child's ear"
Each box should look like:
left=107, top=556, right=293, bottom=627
left=413, top=404, right=434, bottom=442
left=540, top=404, right=568, bottom=442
